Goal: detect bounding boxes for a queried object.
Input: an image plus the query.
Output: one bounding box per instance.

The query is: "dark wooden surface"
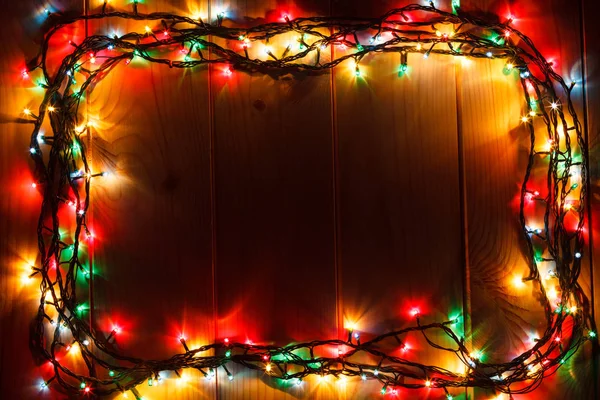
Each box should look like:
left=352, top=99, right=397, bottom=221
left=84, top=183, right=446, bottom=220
left=0, top=0, right=597, bottom=399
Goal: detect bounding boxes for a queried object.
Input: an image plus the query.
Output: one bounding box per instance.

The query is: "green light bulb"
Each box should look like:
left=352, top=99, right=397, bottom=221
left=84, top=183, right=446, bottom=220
left=80, top=381, right=86, bottom=389
left=225, top=350, right=231, bottom=357
left=109, top=370, right=115, bottom=377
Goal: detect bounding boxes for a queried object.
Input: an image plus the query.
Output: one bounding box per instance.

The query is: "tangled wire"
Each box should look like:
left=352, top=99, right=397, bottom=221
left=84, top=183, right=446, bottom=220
left=23, top=1, right=595, bottom=398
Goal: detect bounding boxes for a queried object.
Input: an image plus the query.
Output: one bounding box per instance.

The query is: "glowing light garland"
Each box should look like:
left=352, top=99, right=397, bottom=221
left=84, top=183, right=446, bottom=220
left=22, top=1, right=596, bottom=398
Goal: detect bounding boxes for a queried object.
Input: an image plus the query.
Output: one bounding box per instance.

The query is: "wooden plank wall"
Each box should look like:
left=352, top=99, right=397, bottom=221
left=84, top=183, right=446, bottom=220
left=0, top=0, right=597, bottom=399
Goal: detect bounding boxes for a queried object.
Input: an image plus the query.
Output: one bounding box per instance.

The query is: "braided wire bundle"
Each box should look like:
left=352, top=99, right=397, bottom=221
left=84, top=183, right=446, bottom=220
left=23, top=1, right=595, bottom=398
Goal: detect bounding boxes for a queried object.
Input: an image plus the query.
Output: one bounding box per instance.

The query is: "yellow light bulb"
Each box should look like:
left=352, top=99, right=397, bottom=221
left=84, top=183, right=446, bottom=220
left=416, top=43, right=422, bottom=51
left=521, top=116, right=529, bottom=123
left=512, top=276, right=525, bottom=288
left=425, top=380, right=431, bottom=387
left=436, top=30, right=442, bottom=37
left=20, top=273, right=32, bottom=285
left=145, top=26, right=151, bottom=33
left=506, top=63, right=514, bottom=70
left=48, top=106, right=55, bottom=112
left=265, top=363, right=271, bottom=372
left=529, top=110, right=536, bottom=117
left=23, top=108, right=31, bottom=115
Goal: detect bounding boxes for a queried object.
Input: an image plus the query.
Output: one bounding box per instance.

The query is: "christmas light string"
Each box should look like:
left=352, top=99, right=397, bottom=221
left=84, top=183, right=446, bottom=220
left=20, top=1, right=596, bottom=398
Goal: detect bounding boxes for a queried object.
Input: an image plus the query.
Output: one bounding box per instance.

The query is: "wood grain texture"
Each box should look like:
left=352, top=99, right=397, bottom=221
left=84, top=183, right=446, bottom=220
left=583, top=0, right=600, bottom=396
left=87, top=1, right=215, bottom=399
left=459, top=0, right=596, bottom=398
left=0, top=0, right=597, bottom=399
left=0, top=3, right=84, bottom=399
left=0, top=1, right=86, bottom=398
left=210, top=1, right=337, bottom=399
left=333, top=1, right=464, bottom=398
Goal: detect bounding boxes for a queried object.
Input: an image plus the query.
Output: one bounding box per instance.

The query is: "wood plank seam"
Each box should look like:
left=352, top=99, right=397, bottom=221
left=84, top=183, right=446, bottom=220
left=580, top=0, right=599, bottom=398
